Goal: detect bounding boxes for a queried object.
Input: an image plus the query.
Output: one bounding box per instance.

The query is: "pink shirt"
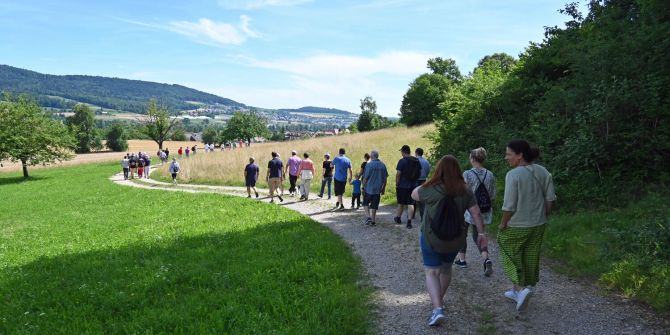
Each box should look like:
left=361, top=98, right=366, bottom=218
left=297, top=159, right=316, bottom=176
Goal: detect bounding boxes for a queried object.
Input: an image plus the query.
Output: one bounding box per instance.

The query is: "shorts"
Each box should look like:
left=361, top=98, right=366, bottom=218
left=269, top=177, right=281, bottom=189
left=362, top=192, right=381, bottom=210
left=171, top=173, right=177, bottom=179
left=245, top=179, right=257, bottom=187
left=396, top=187, right=414, bottom=205
left=420, top=233, right=457, bottom=268
left=334, top=179, right=346, bottom=196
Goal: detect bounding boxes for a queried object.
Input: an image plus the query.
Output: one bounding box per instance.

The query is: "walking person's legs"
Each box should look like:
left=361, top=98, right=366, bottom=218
left=319, top=179, right=326, bottom=197
left=420, top=233, right=454, bottom=327
left=326, top=177, right=332, bottom=198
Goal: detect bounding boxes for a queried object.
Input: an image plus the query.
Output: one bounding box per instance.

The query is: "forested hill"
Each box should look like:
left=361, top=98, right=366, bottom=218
left=277, top=106, right=352, bottom=115
left=0, top=65, right=246, bottom=113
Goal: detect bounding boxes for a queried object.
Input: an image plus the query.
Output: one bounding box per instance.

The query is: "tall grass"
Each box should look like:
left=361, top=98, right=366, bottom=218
left=153, top=125, right=435, bottom=204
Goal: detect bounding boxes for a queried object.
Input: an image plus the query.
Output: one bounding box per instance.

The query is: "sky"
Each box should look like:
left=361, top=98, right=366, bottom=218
left=0, top=0, right=577, bottom=116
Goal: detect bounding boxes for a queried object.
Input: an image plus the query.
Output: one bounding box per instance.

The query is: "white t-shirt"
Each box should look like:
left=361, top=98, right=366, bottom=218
left=502, top=164, right=557, bottom=227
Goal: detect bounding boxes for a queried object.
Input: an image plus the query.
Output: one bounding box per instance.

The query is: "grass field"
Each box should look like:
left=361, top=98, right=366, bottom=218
left=0, top=164, right=373, bottom=334
left=152, top=125, right=435, bottom=204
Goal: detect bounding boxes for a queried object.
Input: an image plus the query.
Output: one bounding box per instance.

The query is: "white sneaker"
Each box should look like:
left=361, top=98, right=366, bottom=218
left=504, top=289, right=517, bottom=302
left=428, top=309, right=446, bottom=327
left=516, top=288, right=532, bottom=311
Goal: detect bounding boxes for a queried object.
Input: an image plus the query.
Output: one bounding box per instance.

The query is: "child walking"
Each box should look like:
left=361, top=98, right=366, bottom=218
left=351, top=174, right=362, bottom=209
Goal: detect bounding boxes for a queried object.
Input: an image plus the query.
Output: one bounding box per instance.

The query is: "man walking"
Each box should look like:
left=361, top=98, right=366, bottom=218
left=285, top=150, right=302, bottom=197
left=267, top=152, right=284, bottom=203
left=394, top=145, right=421, bottom=228
left=362, top=150, right=388, bottom=226
left=244, top=157, right=260, bottom=198
left=331, top=148, right=352, bottom=210
left=413, top=147, right=431, bottom=220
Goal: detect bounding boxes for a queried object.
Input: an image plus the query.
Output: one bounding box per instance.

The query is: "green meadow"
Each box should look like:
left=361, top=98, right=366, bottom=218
left=0, top=163, right=373, bottom=334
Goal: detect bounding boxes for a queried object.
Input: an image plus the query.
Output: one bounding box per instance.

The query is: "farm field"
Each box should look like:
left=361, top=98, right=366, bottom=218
left=0, top=163, right=372, bottom=334
left=152, top=125, right=435, bottom=204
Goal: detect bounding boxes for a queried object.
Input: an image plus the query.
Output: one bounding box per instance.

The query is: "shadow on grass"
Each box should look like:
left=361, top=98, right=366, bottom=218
left=0, top=175, right=50, bottom=186
left=0, top=220, right=372, bottom=335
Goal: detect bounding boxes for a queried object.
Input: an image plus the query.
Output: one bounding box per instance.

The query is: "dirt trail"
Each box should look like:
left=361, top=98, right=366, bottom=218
left=111, top=172, right=669, bottom=334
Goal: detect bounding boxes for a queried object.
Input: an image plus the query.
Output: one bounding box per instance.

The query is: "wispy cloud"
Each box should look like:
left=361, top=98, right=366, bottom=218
left=218, top=0, right=312, bottom=10
left=117, top=16, right=259, bottom=47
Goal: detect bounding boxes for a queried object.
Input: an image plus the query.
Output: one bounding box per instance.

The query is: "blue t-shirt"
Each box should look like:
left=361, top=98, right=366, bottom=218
left=352, top=179, right=361, bottom=194
left=267, top=158, right=283, bottom=178
left=245, top=163, right=259, bottom=181
left=417, top=156, right=430, bottom=181
left=396, top=156, right=418, bottom=189
left=332, top=155, right=352, bottom=182
left=363, top=159, right=388, bottom=195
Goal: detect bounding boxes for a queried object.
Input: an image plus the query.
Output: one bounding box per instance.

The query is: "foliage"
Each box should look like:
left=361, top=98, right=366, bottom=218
left=0, top=93, right=74, bottom=177
left=66, top=103, right=102, bottom=153
left=144, top=99, right=180, bottom=150
left=0, top=65, right=244, bottom=113
left=476, top=53, right=517, bottom=73
left=220, top=112, right=269, bottom=143
left=399, top=73, right=453, bottom=126
left=201, top=127, right=218, bottom=144
left=0, top=163, right=373, bottom=334
left=356, top=96, right=394, bottom=132
left=105, top=123, right=128, bottom=152
left=170, top=128, right=187, bottom=141
left=427, top=57, right=463, bottom=83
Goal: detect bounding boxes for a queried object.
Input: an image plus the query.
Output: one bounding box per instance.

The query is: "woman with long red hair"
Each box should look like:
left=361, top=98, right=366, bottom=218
left=411, top=155, right=488, bottom=327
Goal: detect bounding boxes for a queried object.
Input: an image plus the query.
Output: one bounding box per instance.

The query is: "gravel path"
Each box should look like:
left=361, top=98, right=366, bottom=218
left=111, top=172, right=669, bottom=334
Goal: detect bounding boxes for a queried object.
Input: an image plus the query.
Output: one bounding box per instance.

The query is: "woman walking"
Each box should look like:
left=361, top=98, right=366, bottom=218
left=454, top=147, right=496, bottom=277
left=297, top=152, right=316, bottom=200
left=498, top=139, right=556, bottom=311
left=318, top=153, right=333, bottom=199
left=411, top=155, right=488, bottom=327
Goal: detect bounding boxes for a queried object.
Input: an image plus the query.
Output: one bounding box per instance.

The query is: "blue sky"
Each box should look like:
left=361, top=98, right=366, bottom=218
left=0, top=0, right=577, bottom=116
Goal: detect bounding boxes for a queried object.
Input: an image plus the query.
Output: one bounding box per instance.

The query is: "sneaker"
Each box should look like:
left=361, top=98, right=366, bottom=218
left=454, top=259, right=467, bottom=268
left=278, top=195, right=284, bottom=202
left=370, top=222, right=377, bottom=226
left=406, top=221, right=413, bottom=229
left=364, top=217, right=372, bottom=226
left=428, top=309, right=446, bottom=327
left=255, top=192, right=259, bottom=198
left=339, top=205, right=345, bottom=210
left=327, top=196, right=331, bottom=200
left=393, top=216, right=402, bottom=224
left=270, top=199, right=275, bottom=203
left=351, top=205, right=355, bottom=209
left=247, top=195, right=251, bottom=198
left=317, top=194, right=323, bottom=198
left=504, top=289, right=518, bottom=303
left=484, top=259, right=493, bottom=277
left=516, top=288, right=532, bottom=311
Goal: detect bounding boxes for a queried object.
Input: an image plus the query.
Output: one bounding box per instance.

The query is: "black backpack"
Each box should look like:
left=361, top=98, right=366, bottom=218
left=403, top=157, right=421, bottom=181
left=431, top=191, right=465, bottom=241
left=471, top=170, right=492, bottom=213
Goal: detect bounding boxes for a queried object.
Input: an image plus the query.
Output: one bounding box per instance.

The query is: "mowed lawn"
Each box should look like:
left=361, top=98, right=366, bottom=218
left=0, top=164, right=372, bottom=334
left=153, top=125, right=435, bottom=204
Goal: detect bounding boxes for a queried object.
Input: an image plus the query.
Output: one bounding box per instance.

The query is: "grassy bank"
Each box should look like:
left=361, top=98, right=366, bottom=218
left=0, top=164, right=373, bottom=334
left=152, top=125, right=434, bottom=204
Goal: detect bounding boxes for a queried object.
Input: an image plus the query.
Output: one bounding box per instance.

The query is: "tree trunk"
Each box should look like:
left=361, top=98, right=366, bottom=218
left=21, top=159, right=29, bottom=178
left=158, top=140, right=163, bottom=150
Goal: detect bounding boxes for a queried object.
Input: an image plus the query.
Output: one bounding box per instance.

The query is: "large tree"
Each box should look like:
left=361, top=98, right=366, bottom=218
left=144, top=99, right=179, bottom=150
left=476, top=53, right=517, bottom=73
left=201, top=127, right=218, bottom=144
left=356, top=96, right=381, bottom=132
left=66, top=103, right=102, bottom=153
left=399, top=73, right=452, bottom=126
left=105, top=123, right=128, bottom=152
left=0, top=94, right=74, bottom=178
left=220, top=112, right=269, bottom=144
left=427, top=57, right=462, bottom=83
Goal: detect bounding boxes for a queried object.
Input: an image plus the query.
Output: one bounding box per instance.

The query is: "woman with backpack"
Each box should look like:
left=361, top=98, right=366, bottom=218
left=169, top=158, right=180, bottom=185
left=411, top=155, right=488, bottom=327
left=499, top=140, right=556, bottom=311
left=454, top=147, right=496, bottom=277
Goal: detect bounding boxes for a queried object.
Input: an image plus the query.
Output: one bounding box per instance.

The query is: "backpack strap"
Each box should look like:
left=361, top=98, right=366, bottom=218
left=523, top=166, right=547, bottom=200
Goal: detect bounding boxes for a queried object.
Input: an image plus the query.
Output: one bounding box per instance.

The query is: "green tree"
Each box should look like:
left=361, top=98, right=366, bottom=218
left=220, top=112, right=269, bottom=144
left=0, top=94, right=74, bottom=178
left=476, top=53, right=517, bottom=73
left=105, top=123, right=128, bottom=152
left=356, top=96, right=381, bottom=132
left=144, top=99, right=179, bottom=149
left=399, top=73, right=452, bottom=126
left=170, top=128, right=186, bottom=141
left=201, top=127, right=218, bottom=144
left=66, top=103, right=102, bottom=153
left=427, top=57, right=462, bottom=83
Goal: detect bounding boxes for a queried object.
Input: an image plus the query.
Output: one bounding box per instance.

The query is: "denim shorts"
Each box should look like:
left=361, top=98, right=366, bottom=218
left=420, top=233, right=457, bottom=268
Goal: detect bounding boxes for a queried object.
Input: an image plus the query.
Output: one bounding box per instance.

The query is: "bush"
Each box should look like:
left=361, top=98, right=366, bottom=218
left=105, top=123, right=128, bottom=152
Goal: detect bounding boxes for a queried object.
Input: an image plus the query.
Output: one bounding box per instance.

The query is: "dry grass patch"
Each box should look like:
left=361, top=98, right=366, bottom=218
left=154, top=125, right=435, bottom=203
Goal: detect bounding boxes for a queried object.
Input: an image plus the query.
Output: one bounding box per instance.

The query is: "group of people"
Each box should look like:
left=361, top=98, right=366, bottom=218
left=121, top=152, right=152, bottom=180
left=123, top=138, right=557, bottom=328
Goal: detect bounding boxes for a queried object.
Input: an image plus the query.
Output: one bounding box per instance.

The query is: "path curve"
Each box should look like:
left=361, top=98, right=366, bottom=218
left=110, top=171, right=669, bottom=334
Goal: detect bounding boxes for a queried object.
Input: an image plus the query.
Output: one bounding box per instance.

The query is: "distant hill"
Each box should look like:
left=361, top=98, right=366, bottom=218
left=278, top=106, right=354, bottom=115
left=0, top=65, right=245, bottom=113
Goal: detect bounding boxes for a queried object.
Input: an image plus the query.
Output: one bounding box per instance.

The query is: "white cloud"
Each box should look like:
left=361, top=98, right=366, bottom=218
left=211, top=51, right=437, bottom=116
left=169, top=16, right=259, bottom=46
left=117, top=16, right=259, bottom=47
left=218, top=0, right=312, bottom=10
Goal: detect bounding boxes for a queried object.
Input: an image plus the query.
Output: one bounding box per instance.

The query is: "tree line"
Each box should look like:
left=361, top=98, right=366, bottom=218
left=396, top=0, right=669, bottom=206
